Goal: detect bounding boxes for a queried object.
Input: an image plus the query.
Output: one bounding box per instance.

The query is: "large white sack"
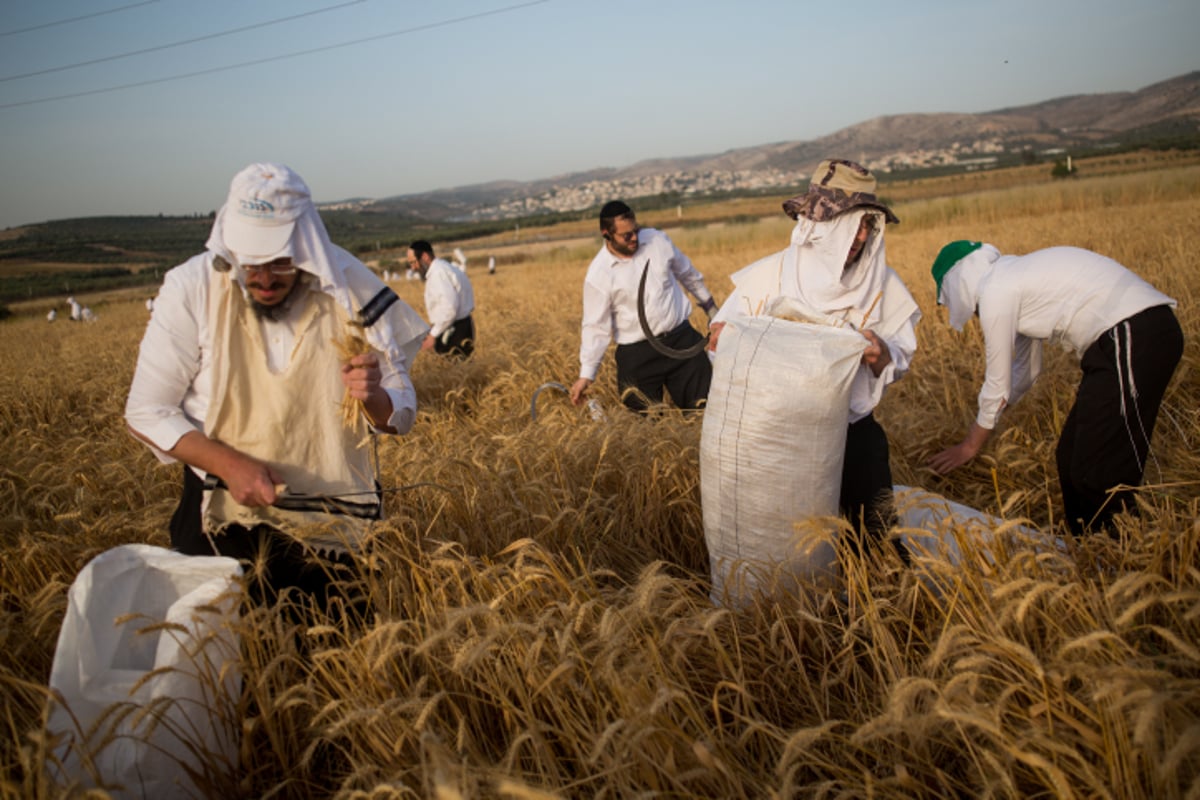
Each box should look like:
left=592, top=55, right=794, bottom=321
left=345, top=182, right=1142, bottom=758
left=702, top=306, right=866, bottom=606
left=893, top=484, right=1067, bottom=581
left=47, top=544, right=243, bottom=799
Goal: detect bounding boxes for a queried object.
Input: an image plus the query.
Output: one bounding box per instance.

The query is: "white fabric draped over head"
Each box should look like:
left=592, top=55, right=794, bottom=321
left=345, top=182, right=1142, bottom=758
left=940, top=243, right=1002, bottom=331
left=782, top=208, right=888, bottom=329
left=206, top=199, right=427, bottom=365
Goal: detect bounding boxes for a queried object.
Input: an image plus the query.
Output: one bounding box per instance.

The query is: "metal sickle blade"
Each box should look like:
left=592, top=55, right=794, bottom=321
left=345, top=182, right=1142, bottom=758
left=637, top=261, right=709, bottom=360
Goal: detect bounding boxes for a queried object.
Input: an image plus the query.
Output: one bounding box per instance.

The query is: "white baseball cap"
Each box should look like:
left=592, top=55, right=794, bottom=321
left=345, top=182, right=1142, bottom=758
left=221, top=163, right=312, bottom=261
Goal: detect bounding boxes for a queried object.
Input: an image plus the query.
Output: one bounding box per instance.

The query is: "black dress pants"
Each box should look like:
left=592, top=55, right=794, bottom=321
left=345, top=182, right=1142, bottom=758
left=614, top=322, right=712, bottom=412
left=170, top=467, right=366, bottom=618
left=1056, top=304, right=1183, bottom=535
left=839, top=413, right=903, bottom=560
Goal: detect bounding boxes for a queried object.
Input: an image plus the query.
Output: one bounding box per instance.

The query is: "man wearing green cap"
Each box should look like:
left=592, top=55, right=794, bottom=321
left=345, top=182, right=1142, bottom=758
left=927, top=241, right=1183, bottom=536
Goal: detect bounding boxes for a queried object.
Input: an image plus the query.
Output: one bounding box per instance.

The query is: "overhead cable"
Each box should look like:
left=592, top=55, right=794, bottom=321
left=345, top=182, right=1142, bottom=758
left=0, top=0, right=550, bottom=110
left=1, top=0, right=367, bottom=83
left=0, top=1, right=158, bottom=38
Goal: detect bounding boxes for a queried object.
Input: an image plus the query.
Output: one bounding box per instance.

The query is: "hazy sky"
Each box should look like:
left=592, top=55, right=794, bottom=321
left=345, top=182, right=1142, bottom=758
left=1, top=0, right=1196, bottom=229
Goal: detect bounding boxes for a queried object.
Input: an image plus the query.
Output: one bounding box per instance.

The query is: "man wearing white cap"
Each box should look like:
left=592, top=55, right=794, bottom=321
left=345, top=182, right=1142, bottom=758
left=927, top=241, right=1183, bottom=536
left=125, top=162, right=428, bottom=611
left=707, top=159, right=921, bottom=559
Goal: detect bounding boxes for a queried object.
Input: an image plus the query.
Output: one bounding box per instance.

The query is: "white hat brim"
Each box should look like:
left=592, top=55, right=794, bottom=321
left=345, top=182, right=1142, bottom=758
left=222, top=211, right=296, bottom=262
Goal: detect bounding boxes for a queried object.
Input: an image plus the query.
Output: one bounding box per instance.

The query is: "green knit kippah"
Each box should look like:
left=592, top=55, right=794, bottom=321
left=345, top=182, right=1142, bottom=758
left=930, top=240, right=983, bottom=302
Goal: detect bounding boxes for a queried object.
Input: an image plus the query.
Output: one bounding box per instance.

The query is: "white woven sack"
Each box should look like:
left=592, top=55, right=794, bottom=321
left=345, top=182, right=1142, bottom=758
left=893, top=485, right=1067, bottom=594
left=893, top=485, right=1003, bottom=566
left=47, top=544, right=243, bottom=799
left=702, top=305, right=865, bottom=605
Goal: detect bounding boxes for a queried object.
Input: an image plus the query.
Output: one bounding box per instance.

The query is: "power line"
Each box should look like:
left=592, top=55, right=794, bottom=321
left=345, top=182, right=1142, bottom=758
left=0, top=0, right=550, bottom=111
left=1, top=0, right=367, bottom=83
left=0, top=1, right=159, bottom=38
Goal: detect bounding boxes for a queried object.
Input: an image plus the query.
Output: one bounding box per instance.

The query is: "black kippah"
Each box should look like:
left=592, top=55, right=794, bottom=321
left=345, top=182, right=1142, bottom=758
left=599, top=200, right=632, bottom=226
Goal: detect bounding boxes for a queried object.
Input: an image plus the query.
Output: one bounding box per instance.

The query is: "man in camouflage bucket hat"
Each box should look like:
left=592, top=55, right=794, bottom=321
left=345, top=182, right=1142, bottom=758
left=782, top=159, right=900, bottom=224
left=708, top=159, right=920, bottom=560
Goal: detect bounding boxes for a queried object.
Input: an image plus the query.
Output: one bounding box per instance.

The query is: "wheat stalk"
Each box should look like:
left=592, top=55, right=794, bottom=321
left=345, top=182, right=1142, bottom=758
left=334, top=321, right=371, bottom=437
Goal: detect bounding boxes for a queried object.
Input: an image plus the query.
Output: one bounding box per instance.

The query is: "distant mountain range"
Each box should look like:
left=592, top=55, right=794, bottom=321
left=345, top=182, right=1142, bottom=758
left=335, top=71, right=1200, bottom=222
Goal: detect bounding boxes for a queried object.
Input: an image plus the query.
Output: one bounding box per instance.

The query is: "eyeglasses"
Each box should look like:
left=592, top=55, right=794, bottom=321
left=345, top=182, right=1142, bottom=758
left=611, top=227, right=639, bottom=243
left=242, top=258, right=297, bottom=276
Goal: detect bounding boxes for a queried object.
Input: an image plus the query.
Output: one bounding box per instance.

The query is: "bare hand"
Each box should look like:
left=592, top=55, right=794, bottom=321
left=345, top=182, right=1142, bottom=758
left=928, top=443, right=976, bottom=475
left=162, top=431, right=285, bottom=508
left=706, top=321, right=726, bottom=353
left=219, top=453, right=285, bottom=507
left=928, top=423, right=992, bottom=475
left=569, top=377, right=593, bottom=406
left=860, top=329, right=892, bottom=377
left=420, top=334, right=436, bottom=352
left=341, top=352, right=383, bottom=403
left=340, top=351, right=396, bottom=430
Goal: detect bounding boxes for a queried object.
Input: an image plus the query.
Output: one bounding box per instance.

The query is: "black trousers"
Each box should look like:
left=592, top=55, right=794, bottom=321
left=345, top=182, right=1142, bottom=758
left=614, top=321, right=712, bottom=412
left=434, top=314, right=475, bottom=359
left=170, top=467, right=365, bottom=616
left=1056, top=304, right=1183, bottom=536
left=840, top=413, right=903, bottom=560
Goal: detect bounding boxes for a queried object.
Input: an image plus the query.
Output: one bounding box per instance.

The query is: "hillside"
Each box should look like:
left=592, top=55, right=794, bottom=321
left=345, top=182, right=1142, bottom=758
left=367, top=70, right=1200, bottom=220
left=2, top=71, right=1197, bottom=308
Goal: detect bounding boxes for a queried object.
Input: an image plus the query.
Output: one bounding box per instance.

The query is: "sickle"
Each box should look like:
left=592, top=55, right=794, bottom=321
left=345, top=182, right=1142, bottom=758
left=203, top=474, right=381, bottom=518
left=637, top=261, right=710, bottom=360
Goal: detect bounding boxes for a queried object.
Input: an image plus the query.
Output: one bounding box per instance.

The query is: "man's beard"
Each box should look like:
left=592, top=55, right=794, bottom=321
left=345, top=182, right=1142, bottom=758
left=248, top=279, right=303, bottom=320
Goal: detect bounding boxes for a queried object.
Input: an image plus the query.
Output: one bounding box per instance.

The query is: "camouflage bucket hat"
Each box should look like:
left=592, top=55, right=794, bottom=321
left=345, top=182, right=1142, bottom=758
left=783, top=159, right=899, bottom=224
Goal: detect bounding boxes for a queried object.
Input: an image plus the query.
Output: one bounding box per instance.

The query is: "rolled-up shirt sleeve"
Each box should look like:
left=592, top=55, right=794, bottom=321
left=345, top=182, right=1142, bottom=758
left=124, top=263, right=207, bottom=462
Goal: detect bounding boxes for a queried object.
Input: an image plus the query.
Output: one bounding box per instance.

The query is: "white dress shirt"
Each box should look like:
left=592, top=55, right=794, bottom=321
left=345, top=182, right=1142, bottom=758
left=423, top=258, right=475, bottom=338
left=973, top=246, right=1175, bottom=429
left=578, top=228, right=714, bottom=381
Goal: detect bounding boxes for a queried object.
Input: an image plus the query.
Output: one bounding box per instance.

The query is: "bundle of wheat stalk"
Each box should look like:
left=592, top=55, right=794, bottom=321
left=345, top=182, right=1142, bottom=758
left=335, top=321, right=372, bottom=439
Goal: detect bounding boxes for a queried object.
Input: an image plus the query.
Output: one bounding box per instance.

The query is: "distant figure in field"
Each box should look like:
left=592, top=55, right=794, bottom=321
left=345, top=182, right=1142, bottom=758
left=408, top=240, right=476, bottom=360
left=47, top=308, right=57, bottom=322
left=570, top=200, right=717, bottom=413
left=125, top=162, right=427, bottom=611
left=927, top=241, right=1183, bottom=536
left=67, top=296, right=83, bottom=321
left=81, top=306, right=96, bottom=322
left=452, top=247, right=468, bottom=269
left=488, top=255, right=496, bottom=275
left=145, top=297, right=155, bottom=313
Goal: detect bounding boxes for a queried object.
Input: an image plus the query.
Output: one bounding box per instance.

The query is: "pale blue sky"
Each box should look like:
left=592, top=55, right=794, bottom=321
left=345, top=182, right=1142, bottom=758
left=0, top=0, right=1196, bottom=229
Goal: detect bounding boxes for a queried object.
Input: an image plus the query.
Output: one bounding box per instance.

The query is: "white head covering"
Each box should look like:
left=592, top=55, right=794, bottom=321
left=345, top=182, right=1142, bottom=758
left=205, top=162, right=427, bottom=362
left=939, top=243, right=1001, bottom=331
left=781, top=208, right=889, bottom=329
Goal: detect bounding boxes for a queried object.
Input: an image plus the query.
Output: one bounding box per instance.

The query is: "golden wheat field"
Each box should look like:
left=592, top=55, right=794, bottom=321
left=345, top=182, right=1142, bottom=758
left=2, top=158, right=1199, bottom=799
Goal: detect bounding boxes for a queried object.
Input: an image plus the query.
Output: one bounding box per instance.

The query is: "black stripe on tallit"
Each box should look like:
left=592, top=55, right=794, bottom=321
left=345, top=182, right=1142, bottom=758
left=358, top=287, right=399, bottom=328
